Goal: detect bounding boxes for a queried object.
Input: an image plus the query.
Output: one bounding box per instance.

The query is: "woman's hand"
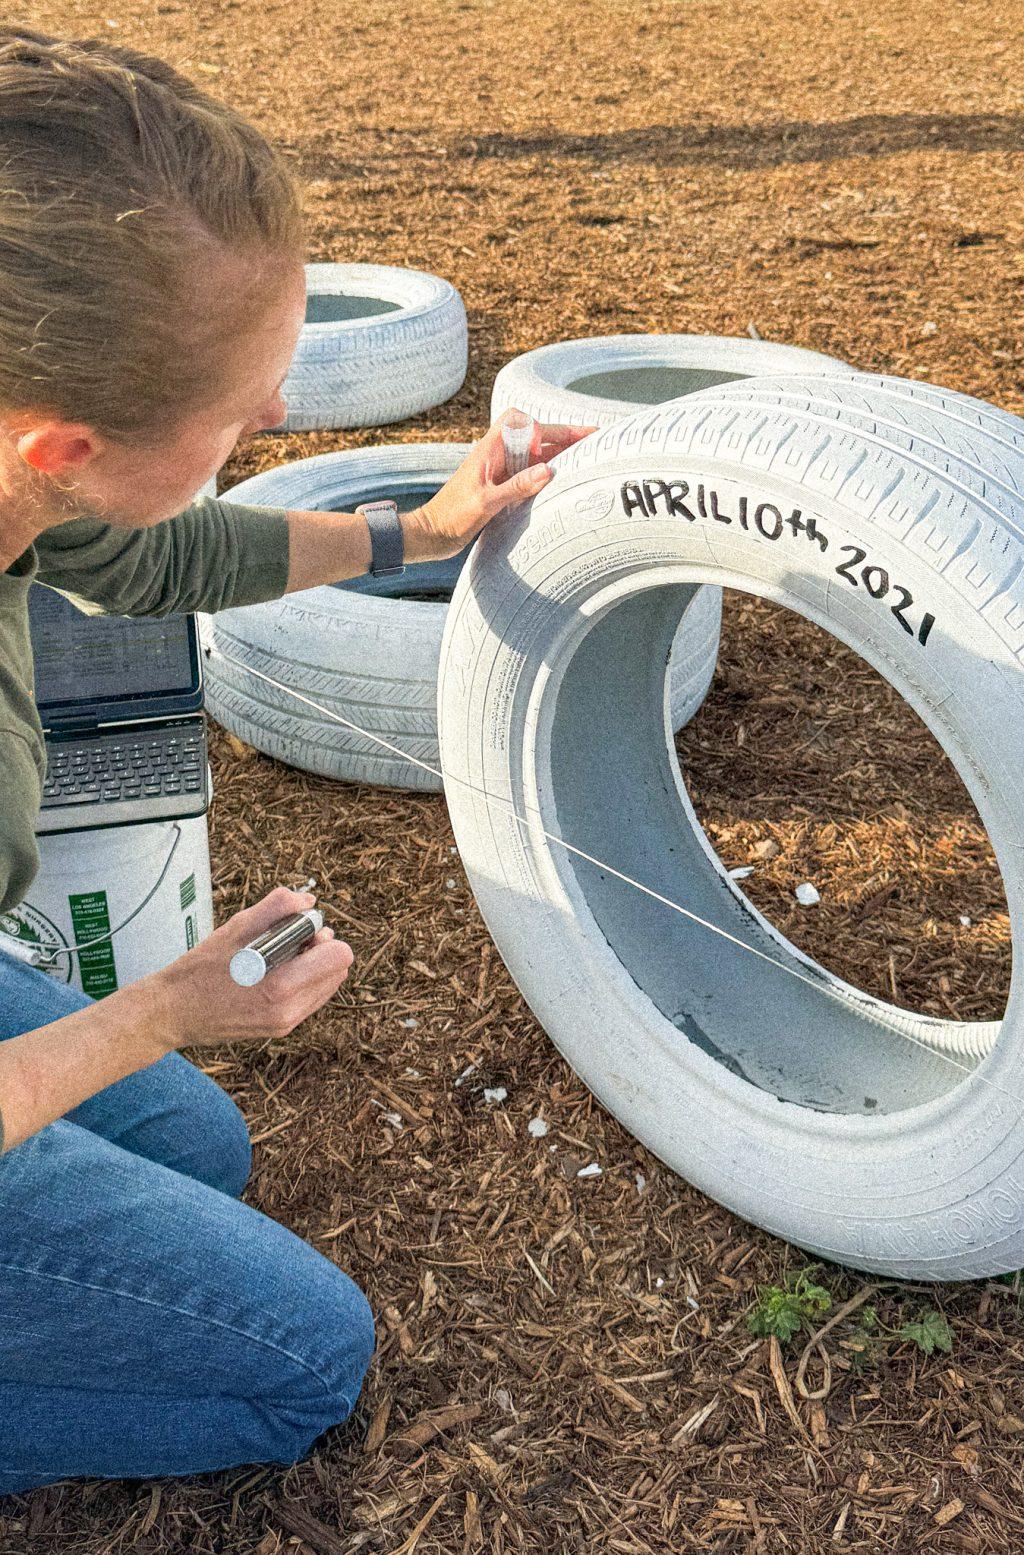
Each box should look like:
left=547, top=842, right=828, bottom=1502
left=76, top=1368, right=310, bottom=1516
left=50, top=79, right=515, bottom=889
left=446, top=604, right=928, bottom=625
left=403, top=409, right=597, bottom=562
left=143, top=886, right=353, bottom=1050
left=0, top=887, right=353, bottom=1154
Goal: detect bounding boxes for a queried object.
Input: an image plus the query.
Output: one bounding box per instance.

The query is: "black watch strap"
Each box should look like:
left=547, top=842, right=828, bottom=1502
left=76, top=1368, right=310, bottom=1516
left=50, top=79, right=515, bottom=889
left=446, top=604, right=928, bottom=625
left=356, top=499, right=405, bottom=577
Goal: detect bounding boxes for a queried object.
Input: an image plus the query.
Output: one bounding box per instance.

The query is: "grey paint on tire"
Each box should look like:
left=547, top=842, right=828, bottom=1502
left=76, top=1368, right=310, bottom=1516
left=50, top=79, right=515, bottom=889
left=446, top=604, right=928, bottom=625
left=440, top=373, right=1023, bottom=1280
left=202, top=445, right=718, bottom=790
left=278, top=263, right=468, bottom=432
left=491, top=334, right=856, bottom=729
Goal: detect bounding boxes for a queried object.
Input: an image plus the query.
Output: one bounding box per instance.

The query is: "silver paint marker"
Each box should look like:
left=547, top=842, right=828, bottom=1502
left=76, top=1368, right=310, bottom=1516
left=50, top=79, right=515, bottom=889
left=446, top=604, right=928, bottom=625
left=229, top=909, right=324, bottom=986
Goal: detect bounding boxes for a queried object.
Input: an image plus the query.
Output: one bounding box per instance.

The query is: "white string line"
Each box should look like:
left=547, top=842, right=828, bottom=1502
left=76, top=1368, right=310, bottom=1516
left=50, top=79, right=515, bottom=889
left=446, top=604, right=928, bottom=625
left=204, top=641, right=1018, bottom=1102
left=34, top=825, right=184, bottom=966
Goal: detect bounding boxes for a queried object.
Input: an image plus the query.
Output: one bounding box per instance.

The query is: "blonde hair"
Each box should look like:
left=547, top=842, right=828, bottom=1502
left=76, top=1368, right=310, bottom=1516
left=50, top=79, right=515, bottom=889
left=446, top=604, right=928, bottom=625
left=0, top=26, right=305, bottom=438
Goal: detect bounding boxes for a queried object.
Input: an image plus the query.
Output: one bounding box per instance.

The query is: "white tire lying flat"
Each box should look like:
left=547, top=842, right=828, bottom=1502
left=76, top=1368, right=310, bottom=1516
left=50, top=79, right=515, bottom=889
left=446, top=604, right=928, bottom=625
left=202, top=445, right=716, bottom=790
left=202, top=446, right=470, bottom=790
left=439, top=372, right=1024, bottom=1280
left=492, top=335, right=855, bottom=728
left=279, top=263, right=468, bottom=432
left=490, top=333, right=854, bottom=429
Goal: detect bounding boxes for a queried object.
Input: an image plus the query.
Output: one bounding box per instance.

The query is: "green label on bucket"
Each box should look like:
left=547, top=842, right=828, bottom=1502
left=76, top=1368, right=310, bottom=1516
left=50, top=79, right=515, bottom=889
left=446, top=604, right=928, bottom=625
left=68, top=890, right=118, bottom=998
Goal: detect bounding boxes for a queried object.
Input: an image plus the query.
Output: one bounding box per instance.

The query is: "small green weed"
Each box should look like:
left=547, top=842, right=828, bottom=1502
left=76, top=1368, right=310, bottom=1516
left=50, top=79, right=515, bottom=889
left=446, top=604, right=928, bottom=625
left=896, top=1309, right=954, bottom=1355
left=746, top=1266, right=832, bottom=1344
left=845, top=1303, right=882, bottom=1369
left=745, top=1267, right=954, bottom=1359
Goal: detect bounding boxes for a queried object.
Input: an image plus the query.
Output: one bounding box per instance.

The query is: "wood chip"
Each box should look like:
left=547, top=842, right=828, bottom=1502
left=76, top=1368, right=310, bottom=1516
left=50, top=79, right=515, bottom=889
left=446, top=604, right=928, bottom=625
left=935, top=1498, right=965, bottom=1527
left=387, top=1402, right=482, bottom=1460
left=364, top=1394, right=392, bottom=1454
left=262, top=1498, right=347, bottom=1555
left=768, top=1337, right=813, bottom=1444
left=390, top=1492, right=447, bottom=1555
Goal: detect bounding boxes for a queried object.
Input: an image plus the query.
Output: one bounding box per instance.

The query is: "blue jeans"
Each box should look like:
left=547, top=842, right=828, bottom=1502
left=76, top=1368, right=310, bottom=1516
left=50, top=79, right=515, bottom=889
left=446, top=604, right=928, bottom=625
left=0, top=953, right=374, bottom=1496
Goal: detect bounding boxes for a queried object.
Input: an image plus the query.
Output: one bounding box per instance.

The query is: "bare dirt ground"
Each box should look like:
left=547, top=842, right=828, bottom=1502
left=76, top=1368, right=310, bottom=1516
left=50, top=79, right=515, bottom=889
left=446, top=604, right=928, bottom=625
left=5, top=1, right=1024, bottom=1550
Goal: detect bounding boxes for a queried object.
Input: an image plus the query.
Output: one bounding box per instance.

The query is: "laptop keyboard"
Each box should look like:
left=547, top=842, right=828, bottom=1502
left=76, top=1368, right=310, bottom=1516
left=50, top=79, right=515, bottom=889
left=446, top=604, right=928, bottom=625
left=41, top=725, right=206, bottom=808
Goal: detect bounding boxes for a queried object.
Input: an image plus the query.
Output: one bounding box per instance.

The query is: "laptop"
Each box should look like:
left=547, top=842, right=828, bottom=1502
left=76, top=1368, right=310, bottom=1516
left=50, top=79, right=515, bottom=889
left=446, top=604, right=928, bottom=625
left=29, top=583, right=209, bottom=836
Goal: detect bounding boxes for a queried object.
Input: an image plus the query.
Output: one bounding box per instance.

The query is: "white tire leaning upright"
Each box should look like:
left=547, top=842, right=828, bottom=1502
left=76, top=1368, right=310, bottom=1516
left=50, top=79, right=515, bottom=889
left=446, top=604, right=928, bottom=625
left=492, top=335, right=855, bottom=728
left=440, top=372, right=1024, bottom=1280
left=279, top=263, right=468, bottom=432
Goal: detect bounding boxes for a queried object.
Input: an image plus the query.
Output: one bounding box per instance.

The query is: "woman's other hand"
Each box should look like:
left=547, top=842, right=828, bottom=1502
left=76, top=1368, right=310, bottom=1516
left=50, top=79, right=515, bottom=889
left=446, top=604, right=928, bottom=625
left=144, top=886, right=353, bottom=1049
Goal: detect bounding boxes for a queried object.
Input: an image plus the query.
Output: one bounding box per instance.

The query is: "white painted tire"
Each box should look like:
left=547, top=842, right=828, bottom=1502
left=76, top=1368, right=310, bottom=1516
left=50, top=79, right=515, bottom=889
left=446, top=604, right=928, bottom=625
left=492, top=335, right=855, bottom=729
left=278, top=263, right=468, bottom=432
left=202, top=445, right=717, bottom=790
left=491, top=334, right=855, bottom=430
left=202, top=446, right=470, bottom=790
left=439, top=372, right=1024, bottom=1280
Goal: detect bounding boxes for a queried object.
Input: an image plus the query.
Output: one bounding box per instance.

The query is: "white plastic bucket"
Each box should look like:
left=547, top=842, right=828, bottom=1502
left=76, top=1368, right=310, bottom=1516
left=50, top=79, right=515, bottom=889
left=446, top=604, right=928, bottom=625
left=1, top=813, right=213, bottom=997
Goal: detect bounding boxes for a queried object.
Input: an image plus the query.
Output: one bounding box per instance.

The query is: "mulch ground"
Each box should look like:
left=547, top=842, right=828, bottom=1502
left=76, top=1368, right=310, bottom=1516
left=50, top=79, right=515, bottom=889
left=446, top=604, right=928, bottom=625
left=5, top=0, right=1024, bottom=1550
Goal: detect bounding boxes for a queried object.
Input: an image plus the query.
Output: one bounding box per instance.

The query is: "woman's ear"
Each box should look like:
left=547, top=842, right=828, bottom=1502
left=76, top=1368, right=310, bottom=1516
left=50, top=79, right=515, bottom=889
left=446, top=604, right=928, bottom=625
left=14, top=420, right=101, bottom=476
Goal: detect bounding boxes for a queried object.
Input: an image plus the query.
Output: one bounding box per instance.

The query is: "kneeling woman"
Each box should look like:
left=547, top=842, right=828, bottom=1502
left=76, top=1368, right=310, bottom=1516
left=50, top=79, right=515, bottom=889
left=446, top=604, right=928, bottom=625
left=0, top=27, right=585, bottom=1494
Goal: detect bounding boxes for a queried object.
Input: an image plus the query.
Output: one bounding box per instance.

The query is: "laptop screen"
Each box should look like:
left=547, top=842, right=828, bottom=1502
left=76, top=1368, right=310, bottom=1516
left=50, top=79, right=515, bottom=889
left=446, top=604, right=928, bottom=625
left=29, top=584, right=201, bottom=722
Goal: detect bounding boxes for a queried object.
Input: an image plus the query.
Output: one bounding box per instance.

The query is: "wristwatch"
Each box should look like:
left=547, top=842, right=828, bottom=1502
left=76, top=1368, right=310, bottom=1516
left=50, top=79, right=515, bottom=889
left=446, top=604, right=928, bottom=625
left=356, top=498, right=405, bottom=578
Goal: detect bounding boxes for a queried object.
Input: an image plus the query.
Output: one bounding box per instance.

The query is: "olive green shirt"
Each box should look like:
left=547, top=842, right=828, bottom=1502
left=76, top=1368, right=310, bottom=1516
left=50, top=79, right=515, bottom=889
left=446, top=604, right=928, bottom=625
left=0, top=496, right=290, bottom=915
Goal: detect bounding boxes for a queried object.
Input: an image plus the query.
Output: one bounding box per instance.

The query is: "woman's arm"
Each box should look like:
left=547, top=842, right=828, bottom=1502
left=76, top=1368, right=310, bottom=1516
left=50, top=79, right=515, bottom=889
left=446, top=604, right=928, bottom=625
left=34, top=417, right=593, bottom=615
left=34, top=496, right=290, bottom=618
left=0, top=888, right=351, bottom=1152
left=0, top=977, right=171, bottom=1151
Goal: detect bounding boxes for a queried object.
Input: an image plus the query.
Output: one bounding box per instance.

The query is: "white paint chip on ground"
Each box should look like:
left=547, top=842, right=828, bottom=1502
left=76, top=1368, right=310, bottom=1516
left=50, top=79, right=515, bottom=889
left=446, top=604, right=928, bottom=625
left=380, top=1111, right=404, bottom=1130
left=577, top=1162, right=602, bottom=1179
left=400, top=1017, right=419, bottom=1029
left=454, top=1062, right=478, bottom=1086
left=635, top=1172, right=647, bottom=1194
left=483, top=1086, right=508, bottom=1105
left=729, top=866, right=755, bottom=880
left=960, top=916, right=972, bottom=927
left=795, top=882, right=821, bottom=906
left=528, top=1117, right=550, bottom=1138
left=445, top=879, right=457, bottom=890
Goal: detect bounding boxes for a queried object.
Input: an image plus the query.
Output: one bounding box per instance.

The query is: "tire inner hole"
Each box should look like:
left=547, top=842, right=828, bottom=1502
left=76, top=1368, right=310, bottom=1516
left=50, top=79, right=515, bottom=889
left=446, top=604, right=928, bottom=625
left=545, top=583, right=1009, bottom=1117
left=565, top=365, right=750, bottom=403
left=304, top=294, right=404, bottom=325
